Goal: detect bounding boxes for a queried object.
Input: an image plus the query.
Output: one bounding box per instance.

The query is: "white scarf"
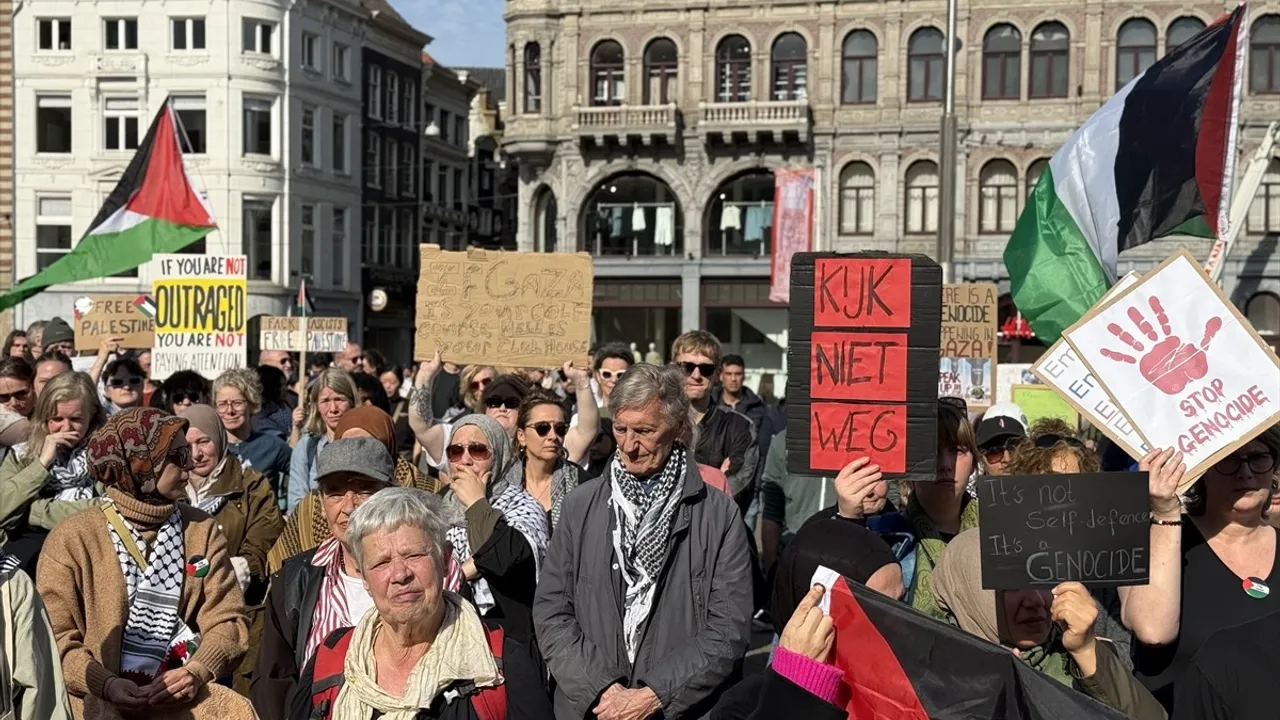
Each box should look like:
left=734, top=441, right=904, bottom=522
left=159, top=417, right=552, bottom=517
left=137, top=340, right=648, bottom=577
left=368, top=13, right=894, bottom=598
left=446, top=483, right=549, bottom=614
left=18, top=442, right=96, bottom=501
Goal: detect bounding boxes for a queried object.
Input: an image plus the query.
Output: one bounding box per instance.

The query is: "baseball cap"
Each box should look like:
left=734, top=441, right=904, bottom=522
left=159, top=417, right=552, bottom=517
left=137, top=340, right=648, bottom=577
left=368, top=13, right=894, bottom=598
left=976, top=402, right=1029, bottom=447
left=314, top=437, right=395, bottom=487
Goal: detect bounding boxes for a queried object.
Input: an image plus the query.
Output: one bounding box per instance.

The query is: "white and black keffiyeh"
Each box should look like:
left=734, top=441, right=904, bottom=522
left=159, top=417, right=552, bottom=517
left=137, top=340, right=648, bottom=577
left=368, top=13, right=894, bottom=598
left=19, top=443, right=96, bottom=501
left=446, top=483, right=549, bottom=614
left=103, top=499, right=190, bottom=680
left=609, top=443, right=687, bottom=662
left=193, top=495, right=229, bottom=516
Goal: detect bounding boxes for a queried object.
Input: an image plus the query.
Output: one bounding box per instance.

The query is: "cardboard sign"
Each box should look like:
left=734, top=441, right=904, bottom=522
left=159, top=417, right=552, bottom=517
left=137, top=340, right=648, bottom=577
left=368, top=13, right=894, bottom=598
left=938, top=283, right=998, bottom=406
left=1064, top=251, right=1280, bottom=486
left=786, top=253, right=941, bottom=480
left=979, top=472, right=1151, bottom=589
left=259, top=317, right=348, bottom=353
left=414, top=245, right=593, bottom=366
left=149, top=254, right=247, bottom=381
left=72, top=295, right=154, bottom=352
left=1012, top=384, right=1079, bottom=427
left=996, top=364, right=1036, bottom=404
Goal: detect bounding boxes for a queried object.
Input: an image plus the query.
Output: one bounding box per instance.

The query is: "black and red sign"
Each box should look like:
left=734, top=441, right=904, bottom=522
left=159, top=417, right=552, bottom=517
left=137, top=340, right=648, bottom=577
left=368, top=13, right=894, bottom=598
left=786, top=253, right=941, bottom=480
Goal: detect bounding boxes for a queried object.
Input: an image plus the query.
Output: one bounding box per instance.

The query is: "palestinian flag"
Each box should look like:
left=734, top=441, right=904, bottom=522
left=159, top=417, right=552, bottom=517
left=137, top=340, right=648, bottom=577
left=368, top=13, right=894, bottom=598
left=824, top=573, right=1129, bottom=719
left=1003, top=4, right=1247, bottom=343
left=293, top=277, right=316, bottom=316
left=0, top=98, right=216, bottom=311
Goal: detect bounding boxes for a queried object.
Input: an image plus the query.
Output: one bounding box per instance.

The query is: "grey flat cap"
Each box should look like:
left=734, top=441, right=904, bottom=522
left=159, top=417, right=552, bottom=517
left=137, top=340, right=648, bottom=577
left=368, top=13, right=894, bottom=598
left=314, top=437, right=395, bottom=486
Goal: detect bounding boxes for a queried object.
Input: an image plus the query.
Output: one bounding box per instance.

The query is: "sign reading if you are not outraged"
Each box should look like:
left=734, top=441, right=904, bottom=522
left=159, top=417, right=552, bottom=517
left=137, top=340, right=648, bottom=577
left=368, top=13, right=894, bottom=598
left=785, top=252, right=941, bottom=481
left=979, top=472, right=1151, bottom=589
left=149, top=254, right=247, bottom=381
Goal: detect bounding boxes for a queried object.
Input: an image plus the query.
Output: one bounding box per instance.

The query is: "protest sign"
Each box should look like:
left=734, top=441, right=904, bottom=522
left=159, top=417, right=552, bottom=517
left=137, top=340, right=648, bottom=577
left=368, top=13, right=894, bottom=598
left=259, top=317, right=347, bottom=353
left=1012, top=384, right=1079, bottom=427
left=1064, top=251, right=1280, bottom=486
left=938, top=283, right=998, bottom=406
left=72, top=295, right=154, bottom=352
left=149, top=254, right=247, bottom=381
left=996, top=364, right=1035, bottom=404
left=785, top=253, right=941, bottom=481
left=979, top=472, right=1151, bottom=589
left=1032, top=272, right=1147, bottom=458
left=414, top=246, right=592, bottom=367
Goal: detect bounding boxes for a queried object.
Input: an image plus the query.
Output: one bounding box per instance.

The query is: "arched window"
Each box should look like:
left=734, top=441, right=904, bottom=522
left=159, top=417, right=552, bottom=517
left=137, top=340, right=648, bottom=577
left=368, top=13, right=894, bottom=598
left=523, top=43, right=542, bottom=114
left=1026, top=158, right=1049, bottom=200
left=908, top=28, right=945, bottom=102
left=643, top=38, right=678, bottom=104
left=983, top=24, right=1022, bottom=100
left=1167, top=17, right=1206, bottom=52
left=839, top=162, right=875, bottom=235
left=584, top=173, right=683, bottom=256
left=905, top=160, right=939, bottom=233
left=1248, top=159, right=1280, bottom=233
left=534, top=187, right=557, bottom=252
left=590, top=40, right=625, bottom=106
left=1251, top=15, right=1280, bottom=94
left=707, top=170, right=775, bottom=256
left=771, top=32, right=808, bottom=101
left=1030, top=22, right=1069, bottom=99
left=978, top=160, right=1018, bottom=234
left=716, top=35, right=752, bottom=103
left=1116, top=19, right=1156, bottom=88
left=1247, top=292, right=1280, bottom=336
left=841, top=30, right=878, bottom=104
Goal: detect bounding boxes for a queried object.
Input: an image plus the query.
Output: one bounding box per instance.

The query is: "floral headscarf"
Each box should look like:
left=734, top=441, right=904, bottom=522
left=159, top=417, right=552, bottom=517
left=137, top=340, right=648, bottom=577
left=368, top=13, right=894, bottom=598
left=87, top=407, right=188, bottom=503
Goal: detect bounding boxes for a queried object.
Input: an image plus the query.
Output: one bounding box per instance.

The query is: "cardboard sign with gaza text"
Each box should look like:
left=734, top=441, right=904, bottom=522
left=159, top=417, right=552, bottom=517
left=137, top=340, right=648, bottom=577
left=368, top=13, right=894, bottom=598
left=414, top=246, right=592, bottom=367
left=1064, top=250, right=1280, bottom=486
left=786, top=253, right=941, bottom=480
left=938, top=283, right=998, bottom=406
left=979, top=472, right=1151, bottom=589
left=149, top=254, right=247, bottom=381
left=1034, top=272, right=1149, bottom=459
left=259, top=317, right=347, bottom=353
left=72, top=295, right=154, bottom=352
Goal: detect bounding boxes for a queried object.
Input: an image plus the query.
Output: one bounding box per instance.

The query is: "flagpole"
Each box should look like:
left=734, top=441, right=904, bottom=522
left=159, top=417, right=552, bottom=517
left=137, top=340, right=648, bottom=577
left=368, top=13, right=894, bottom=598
left=1205, top=121, right=1279, bottom=284
left=936, top=0, right=959, bottom=284
left=296, top=276, right=309, bottom=404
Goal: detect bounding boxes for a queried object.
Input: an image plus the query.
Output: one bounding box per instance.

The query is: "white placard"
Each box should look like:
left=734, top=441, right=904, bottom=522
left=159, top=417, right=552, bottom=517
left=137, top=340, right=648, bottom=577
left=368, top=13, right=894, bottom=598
left=996, top=364, right=1036, bottom=404
left=1064, top=252, right=1280, bottom=481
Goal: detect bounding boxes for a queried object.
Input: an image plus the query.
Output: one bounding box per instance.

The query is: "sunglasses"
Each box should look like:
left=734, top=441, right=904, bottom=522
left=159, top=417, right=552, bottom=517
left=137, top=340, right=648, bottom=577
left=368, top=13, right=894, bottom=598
left=108, top=376, right=143, bottom=388
left=170, top=392, right=201, bottom=405
left=446, top=442, right=492, bottom=462
left=982, top=440, right=1019, bottom=464
left=599, top=369, right=626, bottom=381
left=166, top=444, right=192, bottom=466
left=679, top=362, right=717, bottom=378
left=0, top=389, right=29, bottom=404
left=485, top=396, right=520, bottom=411
left=530, top=421, right=569, bottom=438
left=1034, top=434, right=1085, bottom=450
left=470, top=378, right=493, bottom=391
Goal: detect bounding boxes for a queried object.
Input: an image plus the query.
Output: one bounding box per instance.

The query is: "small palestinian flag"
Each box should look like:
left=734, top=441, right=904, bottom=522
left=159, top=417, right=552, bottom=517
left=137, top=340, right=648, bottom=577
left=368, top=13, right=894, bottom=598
left=185, top=555, right=209, bottom=578
left=0, top=97, right=216, bottom=311
left=1244, top=576, right=1270, bottom=599
left=823, top=572, right=1130, bottom=719
left=1004, top=4, right=1248, bottom=343
left=133, top=295, right=156, bottom=319
left=294, top=277, right=316, bottom=316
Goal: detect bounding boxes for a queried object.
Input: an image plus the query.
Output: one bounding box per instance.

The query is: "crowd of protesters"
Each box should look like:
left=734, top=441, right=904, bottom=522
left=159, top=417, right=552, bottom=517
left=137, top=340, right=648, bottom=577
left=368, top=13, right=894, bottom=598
left=0, top=315, right=1270, bottom=720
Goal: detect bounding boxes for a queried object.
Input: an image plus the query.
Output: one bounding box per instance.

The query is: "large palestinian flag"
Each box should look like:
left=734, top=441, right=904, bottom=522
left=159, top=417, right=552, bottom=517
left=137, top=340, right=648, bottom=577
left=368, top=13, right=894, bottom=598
left=1003, top=4, right=1247, bottom=343
left=824, top=574, right=1129, bottom=719
left=0, top=98, right=216, bottom=311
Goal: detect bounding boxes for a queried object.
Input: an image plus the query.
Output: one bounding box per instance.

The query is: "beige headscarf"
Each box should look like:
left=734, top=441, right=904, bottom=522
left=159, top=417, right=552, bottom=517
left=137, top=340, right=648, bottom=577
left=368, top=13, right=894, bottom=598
left=931, top=528, right=1002, bottom=644
left=331, top=592, right=501, bottom=720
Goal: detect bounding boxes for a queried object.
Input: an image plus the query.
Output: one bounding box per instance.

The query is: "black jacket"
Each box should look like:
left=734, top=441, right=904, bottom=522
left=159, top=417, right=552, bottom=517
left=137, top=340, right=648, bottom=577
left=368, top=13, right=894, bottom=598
left=711, top=669, right=847, bottom=720
left=253, top=548, right=325, bottom=720
left=694, top=404, right=758, bottom=507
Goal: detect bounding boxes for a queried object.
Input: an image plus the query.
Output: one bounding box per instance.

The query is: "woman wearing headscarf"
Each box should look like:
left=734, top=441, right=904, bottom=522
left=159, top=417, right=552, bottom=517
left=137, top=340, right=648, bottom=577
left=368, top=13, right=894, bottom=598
left=266, top=405, right=438, bottom=573
left=35, top=407, right=251, bottom=720
left=932, top=529, right=1166, bottom=720
left=179, top=404, right=284, bottom=696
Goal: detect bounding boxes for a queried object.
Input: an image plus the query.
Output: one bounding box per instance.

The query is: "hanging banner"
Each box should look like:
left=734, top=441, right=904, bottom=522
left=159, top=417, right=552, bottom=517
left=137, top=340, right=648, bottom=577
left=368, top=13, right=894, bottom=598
left=149, top=254, right=247, bottom=381
left=938, top=283, right=998, bottom=406
left=259, top=317, right=348, bottom=353
left=769, top=168, right=815, bottom=305
left=785, top=252, right=942, bottom=481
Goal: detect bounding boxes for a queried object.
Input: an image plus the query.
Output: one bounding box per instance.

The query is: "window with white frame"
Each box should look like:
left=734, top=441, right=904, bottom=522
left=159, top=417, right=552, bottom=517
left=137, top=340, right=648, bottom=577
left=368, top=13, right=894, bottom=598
left=331, top=207, right=347, bottom=287
left=242, top=18, right=275, bottom=55
left=103, top=97, right=140, bottom=151
left=839, top=162, right=875, bottom=234
left=1249, top=159, right=1280, bottom=233
left=300, top=204, right=315, bottom=276
left=978, top=159, right=1018, bottom=234
left=332, top=114, right=347, bottom=173
left=243, top=197, right=274, bottom=280
left=37, top=18, right=72, bottom=51
left=173, top=95, right=206, bottom=154
left=399, top=143, right=414, bottom=196
left=366, top=133, right=381, bottom=187
left=385, top=140, right=398, bottom=195
left=333, top=43, right=350, bottom=81
left=301, top=32, right=318, bottom=69
left=35, top=196, right=72, bottom=271
left=301, top=106, right=316, bottom=166
left=172, top=18, right=206, bottom=51
left=904, top=160, right=939, bottom=234
left=243, top=95, right=274, bottom=156
left=369, top=66, right=383, bottom=119
left=36, top=95, right=72, bottom=153
left=104, top=18, right=138, bottom=50
left=386, top=74, right=399, bottom=124
left=401, top=82, right=415, bottom=128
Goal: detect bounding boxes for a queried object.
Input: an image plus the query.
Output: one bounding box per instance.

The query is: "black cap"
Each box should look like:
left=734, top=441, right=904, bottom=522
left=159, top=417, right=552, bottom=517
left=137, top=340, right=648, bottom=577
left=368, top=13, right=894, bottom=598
left=976, top=415, right=1027, bottom=448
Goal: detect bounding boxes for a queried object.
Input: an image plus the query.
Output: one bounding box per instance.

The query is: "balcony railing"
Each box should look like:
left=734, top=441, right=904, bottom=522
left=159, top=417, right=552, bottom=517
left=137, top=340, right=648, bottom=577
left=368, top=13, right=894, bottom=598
left=697, top=99, right=810, bottom=143
left=573, top=104, right=679, bottom=146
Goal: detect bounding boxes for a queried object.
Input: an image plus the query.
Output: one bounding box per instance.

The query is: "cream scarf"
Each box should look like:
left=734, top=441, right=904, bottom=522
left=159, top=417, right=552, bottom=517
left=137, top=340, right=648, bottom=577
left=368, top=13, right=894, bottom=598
left=331, top=592, right=502, bottom=720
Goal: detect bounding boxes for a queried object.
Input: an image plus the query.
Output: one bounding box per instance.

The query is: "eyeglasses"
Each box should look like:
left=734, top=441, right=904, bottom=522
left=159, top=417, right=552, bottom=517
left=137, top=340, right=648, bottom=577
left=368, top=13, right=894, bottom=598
left=470, top=378, right=493, bottom=392
left=321, top=486, right=378, bottom=502
left=599, top=370, right=626, bottom=381
left=166, top=444, right=192, bottom=466
left=982, top=440, right=1019, bottom=464
left=216, top=400, right=247, bottom=412
left=1034, top=434, right=1085, bottom=450
left=108, top=376, right=143, bottom=388
left=939, top=397, right=968, bottom=412
left=446, top=443, right=492, bottom=462
left=531, top=421, right=569, bottom=438
left=0, top=389, right=29, bottom=404
left=679, top=362, right=717, bottom=378
left=1219, top=453, right=1277, bottom=476
left=485, top=396, right=520, bottom=411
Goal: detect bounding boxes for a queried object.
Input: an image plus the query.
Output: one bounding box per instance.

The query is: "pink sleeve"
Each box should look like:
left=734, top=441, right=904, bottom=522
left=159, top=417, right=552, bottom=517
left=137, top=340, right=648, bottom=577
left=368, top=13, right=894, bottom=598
left=771, top=647, right=845, bottom=705
left=696, top=464, right=730, bottom=494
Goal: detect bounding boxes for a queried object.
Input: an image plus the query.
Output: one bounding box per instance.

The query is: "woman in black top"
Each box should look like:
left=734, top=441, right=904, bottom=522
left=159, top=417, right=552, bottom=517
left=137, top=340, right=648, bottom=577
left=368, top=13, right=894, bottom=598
left=1123, top=426, right=1280, bottom=711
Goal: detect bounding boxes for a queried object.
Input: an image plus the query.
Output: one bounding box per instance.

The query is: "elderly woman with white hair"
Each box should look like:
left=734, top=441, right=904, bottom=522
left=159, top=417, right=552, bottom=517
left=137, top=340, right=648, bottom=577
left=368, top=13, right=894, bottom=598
left=288, top=487, right=553, bottom=720
left=534, top=363, right=753, bottom=720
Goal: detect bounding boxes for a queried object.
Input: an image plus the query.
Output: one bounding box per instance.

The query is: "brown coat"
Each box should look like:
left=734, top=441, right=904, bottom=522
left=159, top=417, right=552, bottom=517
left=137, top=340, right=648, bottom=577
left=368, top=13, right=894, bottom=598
left=204, top=456, right=284, bottom=585
left=35, top=496, right=249, bottom=720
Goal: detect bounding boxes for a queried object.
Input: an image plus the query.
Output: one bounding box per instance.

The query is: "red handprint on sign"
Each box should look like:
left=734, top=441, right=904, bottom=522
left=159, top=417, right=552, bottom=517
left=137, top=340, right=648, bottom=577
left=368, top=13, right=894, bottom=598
left=1099, top=295, right=1222, bottom=395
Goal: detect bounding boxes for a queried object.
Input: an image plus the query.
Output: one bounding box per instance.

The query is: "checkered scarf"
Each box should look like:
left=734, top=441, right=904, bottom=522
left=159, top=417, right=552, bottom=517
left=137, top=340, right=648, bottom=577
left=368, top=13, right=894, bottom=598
left=609, top=444, right=687, bottom=662
left=446, top=483, right=549, bottom=614
left=103, top=498, right=189, bottom=683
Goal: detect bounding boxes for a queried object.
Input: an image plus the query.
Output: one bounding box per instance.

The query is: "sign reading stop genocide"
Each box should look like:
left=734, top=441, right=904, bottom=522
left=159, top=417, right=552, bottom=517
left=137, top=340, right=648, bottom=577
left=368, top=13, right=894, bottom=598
left=1064, top=250, right=1280, bottom=486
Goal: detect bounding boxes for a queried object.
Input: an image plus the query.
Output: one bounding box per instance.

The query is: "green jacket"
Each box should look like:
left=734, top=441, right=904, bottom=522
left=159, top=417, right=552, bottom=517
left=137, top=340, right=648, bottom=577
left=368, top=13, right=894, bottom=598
left=0, top=454, right=98, bottom=547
